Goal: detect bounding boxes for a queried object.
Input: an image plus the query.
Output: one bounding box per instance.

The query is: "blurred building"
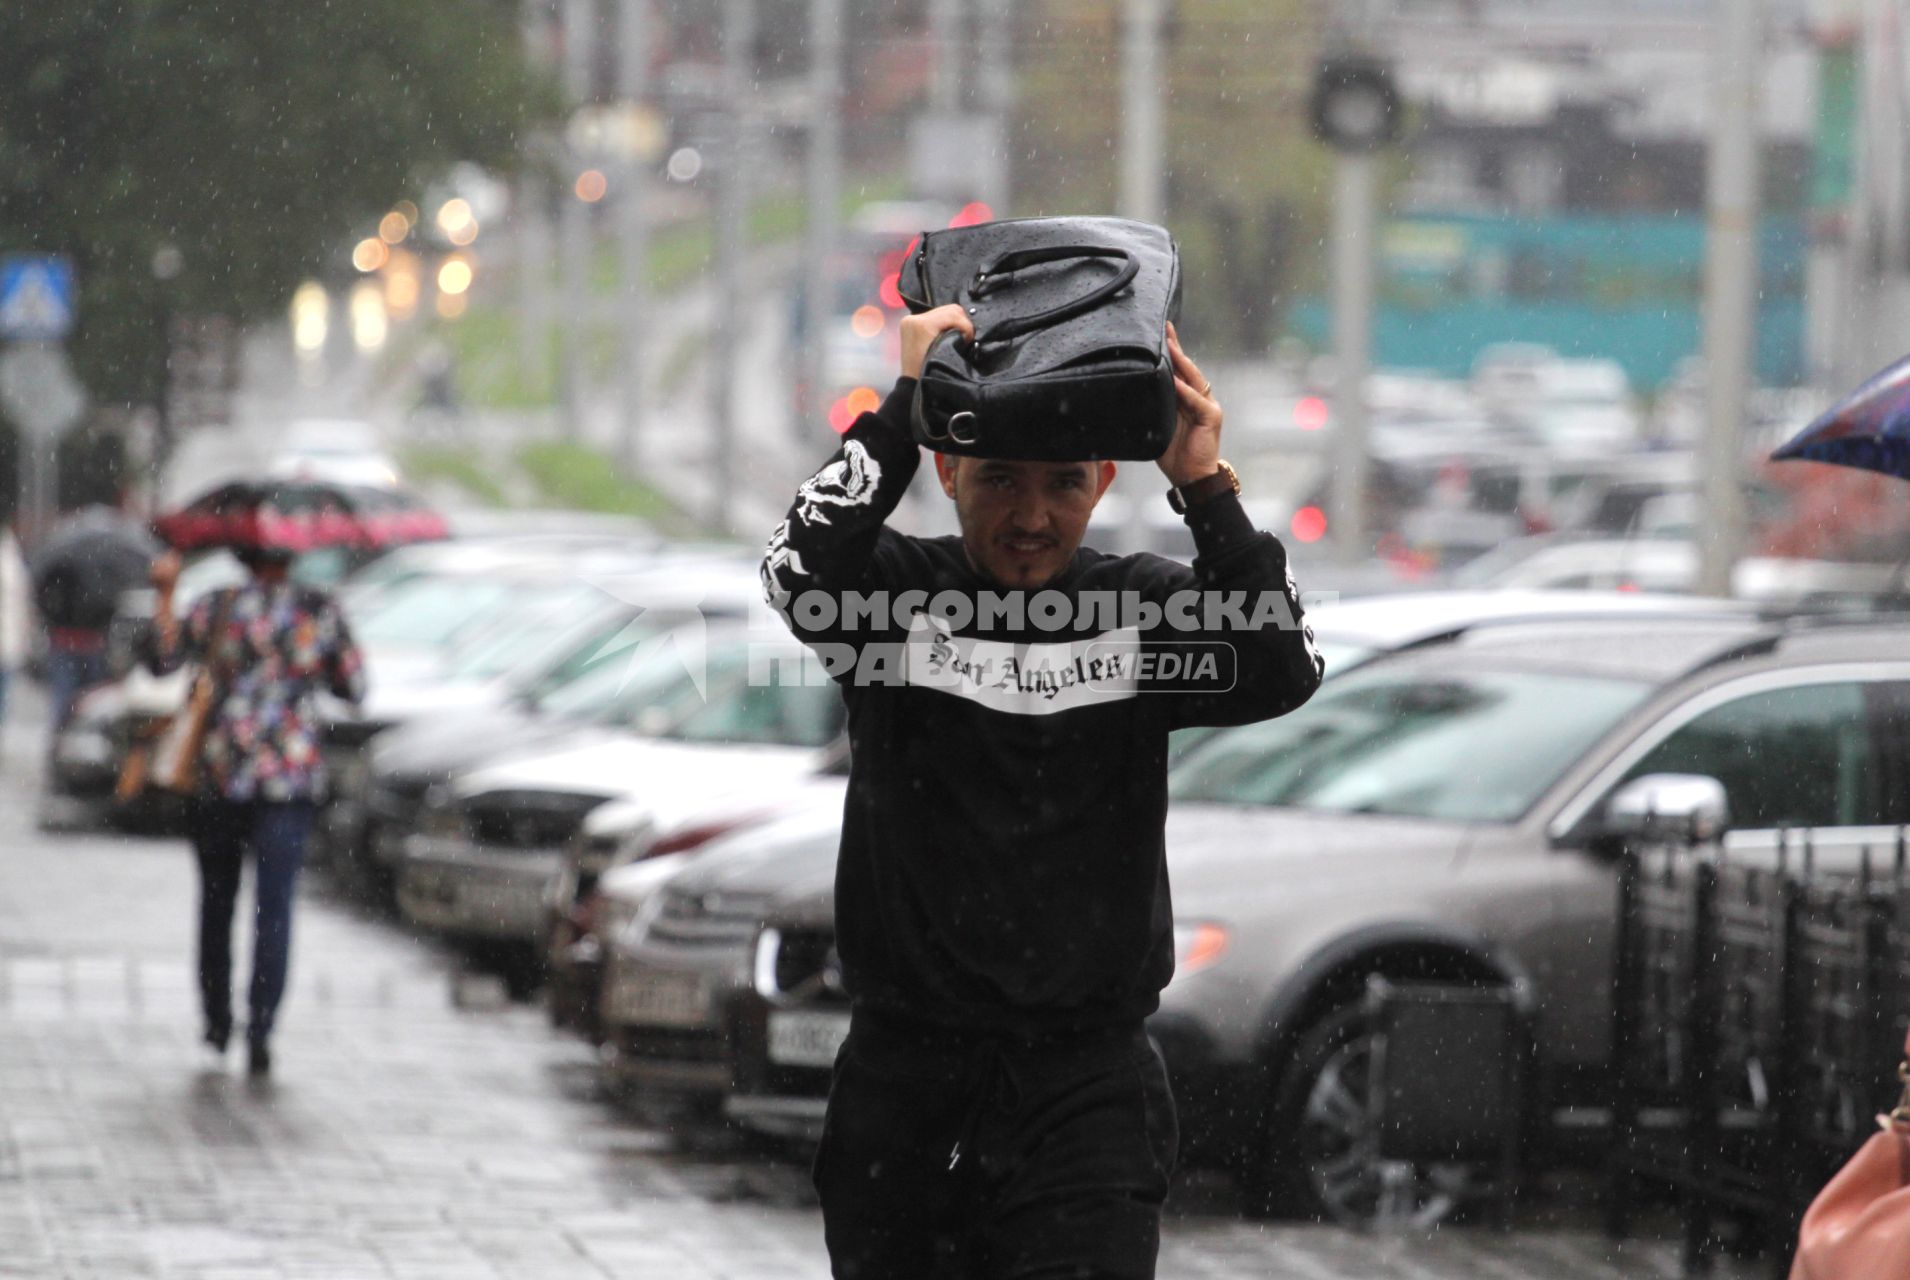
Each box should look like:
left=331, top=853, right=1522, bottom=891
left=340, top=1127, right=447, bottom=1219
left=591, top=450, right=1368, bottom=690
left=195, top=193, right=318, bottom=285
left=1285, top=0, right=1817, bottom=391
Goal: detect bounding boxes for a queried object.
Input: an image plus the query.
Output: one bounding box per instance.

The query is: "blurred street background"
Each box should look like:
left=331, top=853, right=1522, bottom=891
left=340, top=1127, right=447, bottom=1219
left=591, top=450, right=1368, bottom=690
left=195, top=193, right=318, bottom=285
left=7, top=1, right=1910, bottom=1276
left=10, top=0, right=1910, bottom=588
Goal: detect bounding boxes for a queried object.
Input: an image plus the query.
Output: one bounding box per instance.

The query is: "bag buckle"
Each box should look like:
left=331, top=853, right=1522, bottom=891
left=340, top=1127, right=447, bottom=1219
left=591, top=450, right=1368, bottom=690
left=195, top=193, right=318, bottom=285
left=946, top=412, right=979, bottom=446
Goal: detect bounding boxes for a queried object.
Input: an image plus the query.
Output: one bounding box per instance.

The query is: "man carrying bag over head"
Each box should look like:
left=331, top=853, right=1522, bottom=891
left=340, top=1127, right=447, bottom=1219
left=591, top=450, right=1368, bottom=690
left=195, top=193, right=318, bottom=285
left=761, top=216, right=1325, bottom=1279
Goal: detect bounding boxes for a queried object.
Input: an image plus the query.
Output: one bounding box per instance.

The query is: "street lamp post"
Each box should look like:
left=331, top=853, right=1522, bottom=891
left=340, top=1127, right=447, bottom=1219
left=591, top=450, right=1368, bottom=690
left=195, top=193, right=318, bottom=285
left=616, top=0, right=651, bottom=475
left=1309, top=55, right=1400, bottom=566
left=1698, top=0, right=1763, bottom=598
left=149, top=245, right=183, bottom=492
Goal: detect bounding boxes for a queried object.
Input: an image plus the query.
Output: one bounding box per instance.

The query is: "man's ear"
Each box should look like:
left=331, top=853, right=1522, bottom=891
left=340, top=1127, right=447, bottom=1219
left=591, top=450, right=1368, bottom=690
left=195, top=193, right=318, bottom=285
left=934, top=452, right=959, bottom=499
left=1093, top=461, right=1118, bottom=501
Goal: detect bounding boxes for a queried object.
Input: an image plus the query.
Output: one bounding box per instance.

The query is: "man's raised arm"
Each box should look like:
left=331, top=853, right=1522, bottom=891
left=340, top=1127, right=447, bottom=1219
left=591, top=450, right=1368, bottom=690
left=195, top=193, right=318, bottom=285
left=760, top=305, right=974, bottom=647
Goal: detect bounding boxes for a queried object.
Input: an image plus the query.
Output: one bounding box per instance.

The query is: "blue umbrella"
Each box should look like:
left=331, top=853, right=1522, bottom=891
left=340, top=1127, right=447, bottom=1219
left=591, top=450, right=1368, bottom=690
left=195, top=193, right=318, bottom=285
left=1771, top=353, right=1910, bottom=479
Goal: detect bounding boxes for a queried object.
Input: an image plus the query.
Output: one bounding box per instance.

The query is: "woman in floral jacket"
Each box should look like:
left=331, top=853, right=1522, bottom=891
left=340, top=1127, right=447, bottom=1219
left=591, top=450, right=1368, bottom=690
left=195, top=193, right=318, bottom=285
left=146, top=546, right=365, bottom=1076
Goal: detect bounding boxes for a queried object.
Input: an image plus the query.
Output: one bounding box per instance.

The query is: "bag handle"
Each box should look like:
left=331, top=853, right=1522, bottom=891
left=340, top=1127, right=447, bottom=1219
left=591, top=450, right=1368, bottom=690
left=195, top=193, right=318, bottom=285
left=966, top=244, right=1139, bottom=345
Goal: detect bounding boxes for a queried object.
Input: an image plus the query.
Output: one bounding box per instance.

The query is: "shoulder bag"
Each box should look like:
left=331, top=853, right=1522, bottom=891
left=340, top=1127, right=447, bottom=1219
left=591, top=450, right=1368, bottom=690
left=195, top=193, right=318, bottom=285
left=116, top=588, right=236, bottom=801
left=896, top=215, right=1182, bottom=461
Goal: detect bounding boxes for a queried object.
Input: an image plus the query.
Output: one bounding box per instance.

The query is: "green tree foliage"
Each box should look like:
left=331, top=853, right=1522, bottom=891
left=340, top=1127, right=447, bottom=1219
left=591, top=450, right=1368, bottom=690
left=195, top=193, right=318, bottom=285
left=0, top=1, right=552, bottom=403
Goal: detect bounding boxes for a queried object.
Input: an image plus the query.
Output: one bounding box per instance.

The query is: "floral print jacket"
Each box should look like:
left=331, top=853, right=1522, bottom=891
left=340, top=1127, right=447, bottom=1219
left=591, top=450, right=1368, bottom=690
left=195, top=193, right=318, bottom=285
left=146, top=580, right=366, bottom=802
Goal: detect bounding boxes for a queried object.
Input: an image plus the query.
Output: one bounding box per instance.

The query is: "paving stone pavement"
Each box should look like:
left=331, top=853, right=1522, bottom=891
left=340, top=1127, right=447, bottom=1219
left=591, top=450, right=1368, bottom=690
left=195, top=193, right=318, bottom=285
left=0, top=706, right=1757, bottom=1280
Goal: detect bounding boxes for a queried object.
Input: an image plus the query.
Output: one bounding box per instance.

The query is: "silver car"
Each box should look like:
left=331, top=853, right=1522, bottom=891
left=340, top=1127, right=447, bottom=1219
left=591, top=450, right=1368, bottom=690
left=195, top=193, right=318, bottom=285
left=596, top=802, right=841, bottom=1106
left=1157, top=614, right=1910, bottom=1221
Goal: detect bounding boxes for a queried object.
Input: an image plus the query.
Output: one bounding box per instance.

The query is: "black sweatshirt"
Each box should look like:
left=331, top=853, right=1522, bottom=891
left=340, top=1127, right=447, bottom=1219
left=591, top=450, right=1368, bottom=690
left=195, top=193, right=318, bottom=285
left=761, top=379, right=1324, bottom=1036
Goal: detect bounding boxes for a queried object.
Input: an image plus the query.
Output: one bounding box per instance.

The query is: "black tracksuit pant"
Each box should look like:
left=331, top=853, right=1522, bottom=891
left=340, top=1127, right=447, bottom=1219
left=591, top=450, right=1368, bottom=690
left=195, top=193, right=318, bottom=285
left=814, top=1010, right=1180, bottom=1280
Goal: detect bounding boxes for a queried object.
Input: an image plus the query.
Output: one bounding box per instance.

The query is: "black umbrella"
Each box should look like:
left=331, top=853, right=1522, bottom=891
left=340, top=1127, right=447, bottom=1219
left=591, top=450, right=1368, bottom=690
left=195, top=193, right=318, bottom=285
left=29, top=506, right=162, bottom=631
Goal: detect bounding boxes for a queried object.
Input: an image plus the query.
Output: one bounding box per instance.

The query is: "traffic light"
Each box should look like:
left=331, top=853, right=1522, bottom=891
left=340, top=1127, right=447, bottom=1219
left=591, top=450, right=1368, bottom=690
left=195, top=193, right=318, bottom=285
left=1309, top=55, right=1402, bottom=152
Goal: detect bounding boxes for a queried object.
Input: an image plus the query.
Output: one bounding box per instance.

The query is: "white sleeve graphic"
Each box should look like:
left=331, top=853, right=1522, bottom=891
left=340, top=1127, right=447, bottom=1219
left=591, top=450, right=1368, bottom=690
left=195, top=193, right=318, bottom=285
left=794, top=440, right=881, bottom=528
left=760, top=519, right=809, bottom=609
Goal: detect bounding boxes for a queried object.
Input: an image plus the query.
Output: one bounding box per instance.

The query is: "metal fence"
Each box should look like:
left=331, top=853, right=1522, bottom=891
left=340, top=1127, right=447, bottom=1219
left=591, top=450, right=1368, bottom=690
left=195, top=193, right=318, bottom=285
left=1605, top=830, right=1910, bottom=1275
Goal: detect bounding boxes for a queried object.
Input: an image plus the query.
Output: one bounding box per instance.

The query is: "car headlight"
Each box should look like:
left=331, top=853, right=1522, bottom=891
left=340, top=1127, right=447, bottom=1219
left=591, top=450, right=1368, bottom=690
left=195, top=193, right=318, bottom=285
left=1170, top=921, right=1230, bottom=982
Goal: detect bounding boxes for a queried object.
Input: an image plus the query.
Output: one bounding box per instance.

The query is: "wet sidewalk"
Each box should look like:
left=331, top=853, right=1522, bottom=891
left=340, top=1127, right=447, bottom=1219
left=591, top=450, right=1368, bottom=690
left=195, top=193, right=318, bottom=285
left=0, top=707, right=1745, bottom=1279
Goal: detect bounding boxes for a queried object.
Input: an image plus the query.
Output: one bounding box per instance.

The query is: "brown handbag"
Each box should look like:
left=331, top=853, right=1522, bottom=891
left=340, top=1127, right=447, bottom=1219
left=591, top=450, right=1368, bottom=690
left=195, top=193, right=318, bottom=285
left=1790, top=1029, right=1910, bottom=1280
left=114, top=590, right=235, bottom=802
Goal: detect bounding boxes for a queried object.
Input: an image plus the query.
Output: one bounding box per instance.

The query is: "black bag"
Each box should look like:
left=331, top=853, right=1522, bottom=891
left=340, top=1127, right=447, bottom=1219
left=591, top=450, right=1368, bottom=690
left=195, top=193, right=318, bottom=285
left=897, top=216, right=1182, bottom=461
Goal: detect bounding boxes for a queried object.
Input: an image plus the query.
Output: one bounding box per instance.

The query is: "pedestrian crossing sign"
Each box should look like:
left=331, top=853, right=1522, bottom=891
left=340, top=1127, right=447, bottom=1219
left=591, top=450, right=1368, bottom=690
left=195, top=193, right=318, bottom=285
left=0, top=255, right=77, bottom=341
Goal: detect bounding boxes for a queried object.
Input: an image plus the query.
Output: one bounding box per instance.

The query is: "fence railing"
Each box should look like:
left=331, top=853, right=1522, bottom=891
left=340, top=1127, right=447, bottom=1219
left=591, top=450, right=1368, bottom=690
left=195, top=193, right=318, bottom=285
left=1605, top=829, right=1910, bottom=1275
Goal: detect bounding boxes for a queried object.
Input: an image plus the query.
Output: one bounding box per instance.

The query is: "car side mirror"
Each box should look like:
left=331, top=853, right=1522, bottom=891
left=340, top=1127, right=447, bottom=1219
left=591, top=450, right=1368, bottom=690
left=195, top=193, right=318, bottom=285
left=1598, top=773, right=1730, bottom=848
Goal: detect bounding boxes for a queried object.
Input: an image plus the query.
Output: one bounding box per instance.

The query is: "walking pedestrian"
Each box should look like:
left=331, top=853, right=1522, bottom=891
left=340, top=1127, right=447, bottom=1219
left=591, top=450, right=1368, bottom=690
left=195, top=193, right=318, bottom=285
left=762, top=304, right=1325, bottom=1278
left=144, top=546, right=364, bottom=1076
left=33, top=517, right=116, bottom=742
left=0, top=522, right=31, bottom=756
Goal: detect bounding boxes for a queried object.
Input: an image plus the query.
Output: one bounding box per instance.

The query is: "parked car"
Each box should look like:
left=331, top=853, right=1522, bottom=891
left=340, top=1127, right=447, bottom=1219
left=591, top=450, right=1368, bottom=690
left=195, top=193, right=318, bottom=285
left=1472, top=345, right=1639, bottom=456
left=596, top=801, right=843, bottom=1118
left=268, top=417, right=402, bottom=489
left=546, top=745, right=849, bottom=1039
left=394, top=625, right=843, bottom=969
left=323, top=559, right=761, bottom=887
left=1153, top=613, right=1910, bottom=1222
left=1461, top=537, right=1899, bottom=607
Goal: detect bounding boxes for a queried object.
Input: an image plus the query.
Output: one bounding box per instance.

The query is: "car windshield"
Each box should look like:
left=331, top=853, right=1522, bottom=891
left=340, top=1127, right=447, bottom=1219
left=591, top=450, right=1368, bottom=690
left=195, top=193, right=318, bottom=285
left=653, top=653, right=843, bottom=748
left=437, top=584, right=606, bottom=680
left=349, top=576, right=522, bottom=649
left=537, top=633, right=842, bottom=748
left=535, top=633, right=691, bottom=721
left=521, top=611, right=680, bottom=702
left=1169, top=662, right=1652, bottom=822
left=1310, top=637, right=1372, bottom=676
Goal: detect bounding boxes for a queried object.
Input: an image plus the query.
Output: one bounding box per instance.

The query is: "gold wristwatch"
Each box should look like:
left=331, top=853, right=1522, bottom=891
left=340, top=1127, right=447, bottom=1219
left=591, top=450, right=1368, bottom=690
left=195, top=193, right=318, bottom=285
left=1166, top=460, right=1241, bottom=514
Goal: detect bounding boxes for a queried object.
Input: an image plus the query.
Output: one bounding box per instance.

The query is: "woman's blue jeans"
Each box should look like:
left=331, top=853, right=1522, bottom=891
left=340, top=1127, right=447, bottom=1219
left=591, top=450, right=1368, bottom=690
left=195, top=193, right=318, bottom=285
left=189, top=800, right=314, bottom=1047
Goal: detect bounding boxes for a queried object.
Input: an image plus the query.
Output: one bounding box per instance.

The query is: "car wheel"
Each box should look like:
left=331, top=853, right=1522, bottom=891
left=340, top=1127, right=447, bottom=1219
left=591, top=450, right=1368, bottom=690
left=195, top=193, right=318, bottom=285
left=1248, top=1003, right=1482, bottom=1228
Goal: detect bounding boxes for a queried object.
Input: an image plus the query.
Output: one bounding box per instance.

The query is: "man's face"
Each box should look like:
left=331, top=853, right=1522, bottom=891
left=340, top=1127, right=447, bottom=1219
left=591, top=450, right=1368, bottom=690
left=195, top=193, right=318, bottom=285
left=935, top=455, right=1117, bottom=589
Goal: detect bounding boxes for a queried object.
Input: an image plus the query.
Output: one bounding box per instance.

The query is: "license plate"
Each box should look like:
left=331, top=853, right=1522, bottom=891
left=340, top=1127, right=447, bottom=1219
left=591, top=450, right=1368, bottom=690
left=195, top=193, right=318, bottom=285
left=768, top=1010, right=850, bottom=1068
left=459, top=880, right=543, bottom=930
left=611, top=970, right=710, bottom=1028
